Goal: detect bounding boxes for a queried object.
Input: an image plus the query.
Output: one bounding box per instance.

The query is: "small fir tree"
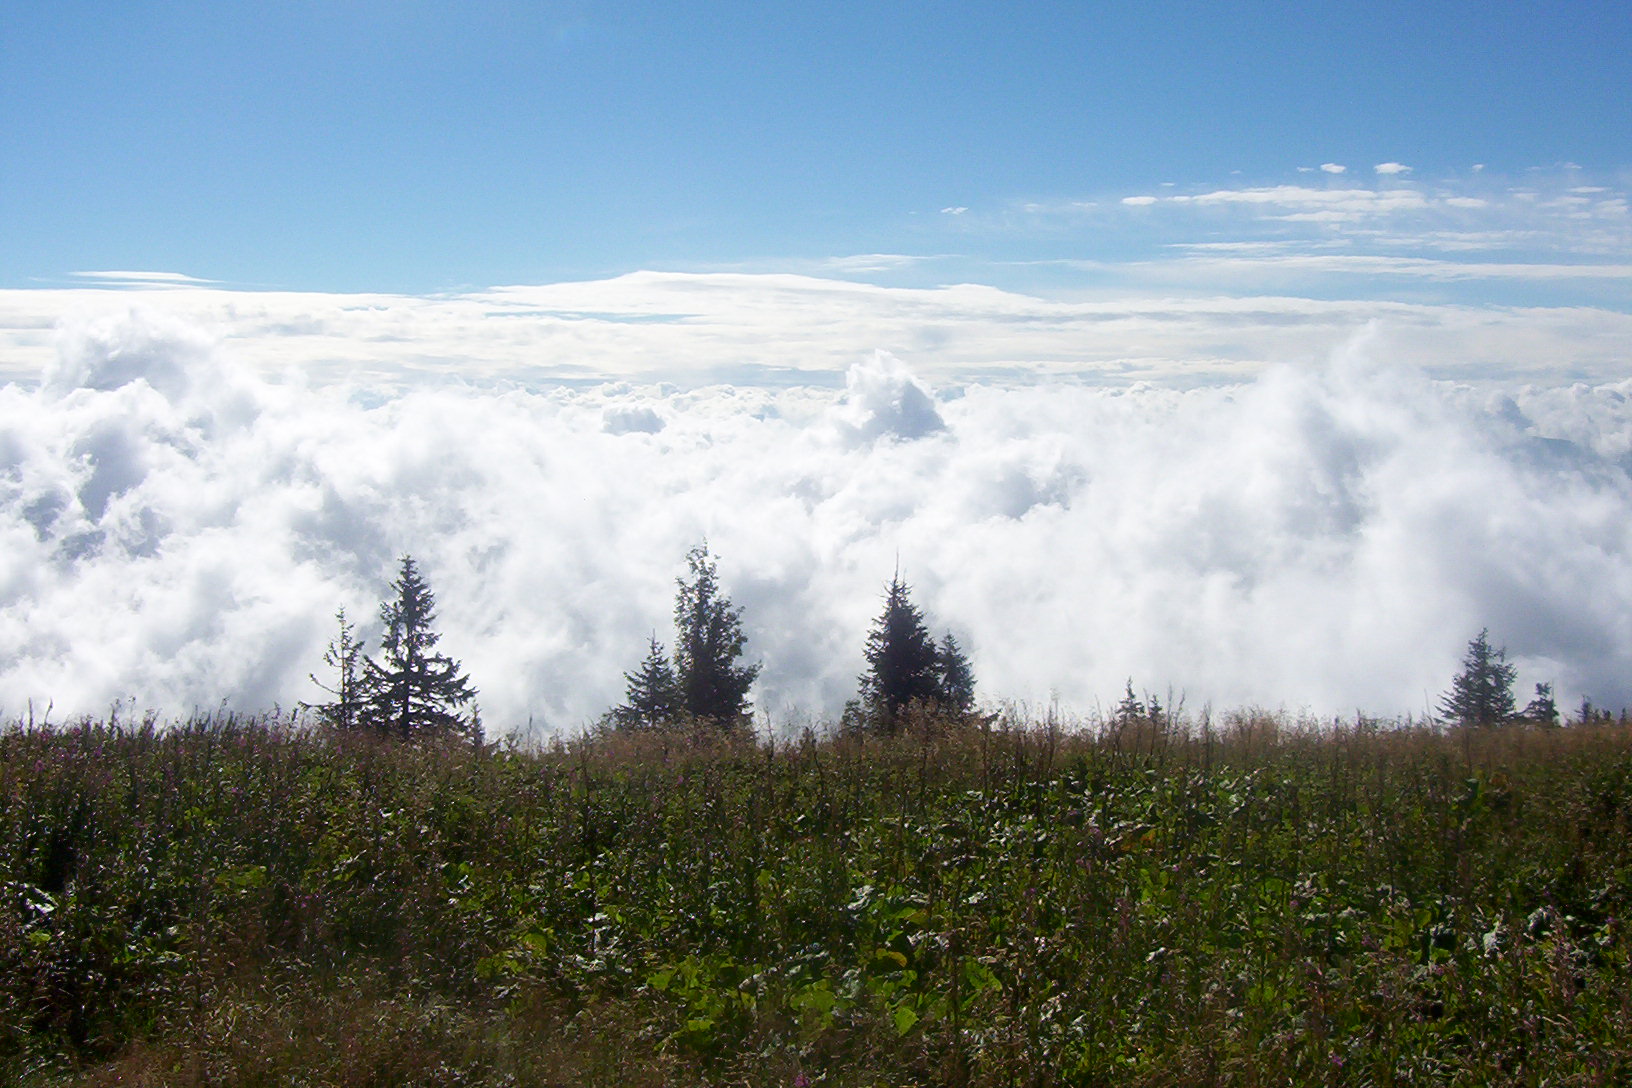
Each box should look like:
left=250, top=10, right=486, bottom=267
left=308, top=607, right=366, bottom=731
left=1523, top=682, right=1559, bottom=726
left=1114, top=679, right=1145, bottom=730
left=935, top=631, right=976, bottom=715
left=858, top=574, right=942, bottom=731
left=615, top=633, right=682, bottom=730
left=1439, top=628, right=1517, bottom=728
left=672, top=543, right=760, bottom=727
left=361, top=555, right=477, bottom=741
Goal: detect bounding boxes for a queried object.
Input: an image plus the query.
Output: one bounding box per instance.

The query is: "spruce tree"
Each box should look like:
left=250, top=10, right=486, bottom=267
left=1114, top=679, right=1145, bottom=730
left=615, top=633, right=681, bottom=730
left=1523, top=682, right=1560, bottom=726
left=308, top=607, right=366, bottom=731
left=858, top=574, right=942, bottom=731
left=935, top=631, right=977, bottom=715
left=361, top=555, right=477, bottom=741
left=1438, top=628, right=1517, bottom=728
left=672, top=543, right=759, bottom=727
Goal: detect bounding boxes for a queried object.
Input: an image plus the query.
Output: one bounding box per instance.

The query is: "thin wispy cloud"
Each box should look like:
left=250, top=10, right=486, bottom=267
left=1162, top=251, right=1632, bottom=282
left=69, top=271, right=219, bottom=289
left=996, top=168, right=1630, bottom=314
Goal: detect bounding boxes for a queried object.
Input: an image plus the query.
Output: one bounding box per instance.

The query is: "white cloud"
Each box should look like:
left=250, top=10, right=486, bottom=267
left=836, top=351, right=945, bottom=443
left=812, top=253, right=938, bottom=275
left=2, top=268, right=1628, bottom=394
left=1121, top=195, right=1158, bottom=206
left=940, top=206, right=968, bottom=216
left=1374, top=162, right=1413, bottom=175
left=1142, top=185, right=1432, bottom=222
left=1320, top=163, right=1347, bottom=174
left=5, top=312, right=1632, bottom=730
left=603, top=404, right=664, bottom=434
left=69, top=271, right=218, bottom=289
left=1165, top=252, right=1632, bottom=283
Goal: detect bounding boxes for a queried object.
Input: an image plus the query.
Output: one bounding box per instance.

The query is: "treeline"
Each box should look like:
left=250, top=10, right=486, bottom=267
left=308, top=544, right=979, bottom=742
left=307, top=548, right=1609, bottom=744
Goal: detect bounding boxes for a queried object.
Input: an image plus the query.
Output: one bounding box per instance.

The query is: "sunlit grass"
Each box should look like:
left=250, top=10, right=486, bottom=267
left=3, top=709, right=1630, bottom=1085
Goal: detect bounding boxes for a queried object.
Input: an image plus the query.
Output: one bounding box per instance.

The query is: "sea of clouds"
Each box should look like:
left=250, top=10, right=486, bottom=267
left=4, top=303, right=1632, bottom=732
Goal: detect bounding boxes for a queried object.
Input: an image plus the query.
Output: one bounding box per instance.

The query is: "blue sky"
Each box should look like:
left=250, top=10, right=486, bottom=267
left=5, top=1, right=1629, bottom=294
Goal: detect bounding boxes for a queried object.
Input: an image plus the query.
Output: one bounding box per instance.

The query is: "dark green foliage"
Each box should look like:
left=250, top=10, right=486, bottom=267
left=361, top=555, right=477, bottom=741
left=1439, top=628, right=1517, bottom=727
left=857, top=575, right=942, bottom=730
left=856, top=577, right=977, bottom=732
left=1524, top=681, right=1560, bottom=726
left=935, top=632, right=976, bottom=715
left=6, top=713, right=1632, bottom=1085
left=614, top=634, right=682, bottom=730
left=672, top=543, right=759, bottom=727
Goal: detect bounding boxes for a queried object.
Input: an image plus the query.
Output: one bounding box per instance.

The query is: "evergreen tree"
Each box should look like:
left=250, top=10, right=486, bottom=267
left=1113, top=679, right=1145, bottom=730
left=1438, top=628, right=1517, bottom=728
left=935, top=631, right=977, bottom=714
left=1523, top=682, right=1559, bottom=726
left=858, top=574, right=942, bottom=731
left=361, top=555, right=477, bottom=741
left=672, top=543, right=759, bottom=727
left=614, top=633, right=682, bottom=730
left=307, top=607, right=366, bottom=731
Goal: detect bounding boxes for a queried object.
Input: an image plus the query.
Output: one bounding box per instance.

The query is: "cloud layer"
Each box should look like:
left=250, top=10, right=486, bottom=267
left=5, top=309, right=1632, bottom=731
left=3, top=270, right=1629, bottom=395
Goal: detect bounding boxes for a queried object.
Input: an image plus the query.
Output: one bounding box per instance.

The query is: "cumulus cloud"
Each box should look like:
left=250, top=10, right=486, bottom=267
left=603, top=404, right=665, bottom=435
left=835, top=351, right=945, bottom=443
left=1121, top=195, right=1158, bottom=206
left=1320, top=163, right=1347, bottom=174
left=4, top=311, right=1632, bottom=732
left=1374, top=162, right=1413, bottom=175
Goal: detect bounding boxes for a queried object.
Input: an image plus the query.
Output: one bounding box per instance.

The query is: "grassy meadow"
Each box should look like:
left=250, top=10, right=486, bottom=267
left=2, top=709, right=1630, bottom=1086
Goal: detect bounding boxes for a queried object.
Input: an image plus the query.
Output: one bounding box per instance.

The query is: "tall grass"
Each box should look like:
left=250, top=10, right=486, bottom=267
left=2, top=710, right=1630, bottom=1086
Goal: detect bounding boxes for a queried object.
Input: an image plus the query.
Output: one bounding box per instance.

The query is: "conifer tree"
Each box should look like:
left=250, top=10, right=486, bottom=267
left=1438, top=628, right=1517, bottom=728
left=936, top=631, right=977, bottom=714
left=1523, top=682, right=1559, bottom=726
left=361, top=555, right=477, bottom=741
left=858, top=574, right=942, bottom=731
left=1114, top=679, right=1145, bottom=730
left=615, top=633, right=682, bottom=730
left=672, top=543, right=759, bottom=727
left=308, top=607, right=366, bottom=731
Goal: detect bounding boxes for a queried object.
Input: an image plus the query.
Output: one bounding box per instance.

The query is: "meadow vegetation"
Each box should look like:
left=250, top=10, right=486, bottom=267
left=2, top=707, right=1631, bottom=1086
